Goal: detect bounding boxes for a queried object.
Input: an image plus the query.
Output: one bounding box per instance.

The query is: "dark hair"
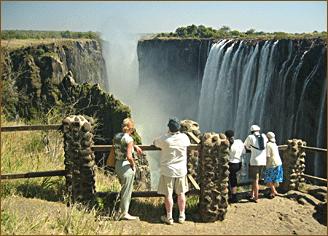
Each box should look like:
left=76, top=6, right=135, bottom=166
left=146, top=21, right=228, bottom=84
left=225, top=130, right=234, bottom=138
left=225, top=130, right=235, bottom=148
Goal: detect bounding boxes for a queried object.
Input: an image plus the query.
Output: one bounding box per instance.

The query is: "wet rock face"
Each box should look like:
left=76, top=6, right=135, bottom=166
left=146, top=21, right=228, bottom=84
left=199, top=132, right=230, bottom=222
left=137, top=38, right=213, bottom=119
left=62, top=115, right=96, bottom=205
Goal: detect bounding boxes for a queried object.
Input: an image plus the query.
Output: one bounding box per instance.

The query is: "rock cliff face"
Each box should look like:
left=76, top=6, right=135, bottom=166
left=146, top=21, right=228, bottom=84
left=1, top=39, right=109, bottom=120
left=137, top=38, right=213, bottom=119
left=1, top=39, right=142, bottom=166
left=137, top=37, right=327, bottom=178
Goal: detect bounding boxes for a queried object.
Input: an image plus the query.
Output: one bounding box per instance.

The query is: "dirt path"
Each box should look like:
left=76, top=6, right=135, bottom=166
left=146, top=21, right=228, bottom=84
left=115, top=190, right=326, bottom=235
left=2, top=188, right=326, bottom=235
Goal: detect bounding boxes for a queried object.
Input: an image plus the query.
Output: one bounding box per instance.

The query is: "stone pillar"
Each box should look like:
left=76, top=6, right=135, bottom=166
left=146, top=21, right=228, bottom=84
left=134, top=152, right=151, bottom=191
left=280, top=139, right=306, bottom=193
left=62, top=115, right=96, bottom=206
left=199, top=132, right=230, bottom=222
left=180, top=120, right=201, bottom=188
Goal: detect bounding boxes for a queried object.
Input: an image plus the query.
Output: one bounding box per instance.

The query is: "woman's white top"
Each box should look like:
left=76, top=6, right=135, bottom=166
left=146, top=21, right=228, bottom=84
left=114, top=132, right=134, bottom=161
left=266, top=142, right=282, bottom=168
left=228, top=139, right=246, bottom=163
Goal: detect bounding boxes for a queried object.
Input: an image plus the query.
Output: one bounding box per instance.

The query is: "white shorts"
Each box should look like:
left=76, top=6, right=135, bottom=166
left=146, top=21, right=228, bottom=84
left=157, top=175, right=189, bottom=196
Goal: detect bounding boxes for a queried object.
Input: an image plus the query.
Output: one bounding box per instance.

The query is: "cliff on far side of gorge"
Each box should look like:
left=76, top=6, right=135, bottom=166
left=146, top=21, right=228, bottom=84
left=1, top=39, right=109, bottom=120
left=137, top=38, right=214, bottom=119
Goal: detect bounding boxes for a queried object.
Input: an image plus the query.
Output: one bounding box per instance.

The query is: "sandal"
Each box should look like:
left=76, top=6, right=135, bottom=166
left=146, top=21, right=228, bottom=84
left=246, top=194, right=254, bottom=200
left=249, top=198, right=258, bottom=203
left=268, top=194, right=275, bottom=199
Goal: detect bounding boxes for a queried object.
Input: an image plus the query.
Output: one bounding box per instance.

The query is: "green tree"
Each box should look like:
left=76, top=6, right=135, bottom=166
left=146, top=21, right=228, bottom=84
left=61, top=30, right=72, bottom=38
left=219, top=25, right=231, bottom=35
left=230, top=30, right=240, bottom=36
left=187, top=24, right=198, bottom=36
left=175, top=27, right=188, bottom=37
left=245, top=29, right=256, bottom=35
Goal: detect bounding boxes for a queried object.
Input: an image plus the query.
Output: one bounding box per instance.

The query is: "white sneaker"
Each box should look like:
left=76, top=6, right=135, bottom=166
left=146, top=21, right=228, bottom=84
left=178, top=216, right=185, bottom=224
left=161, top=215, right=173, bottom=225
left=121, top=214, right=137, bottom=220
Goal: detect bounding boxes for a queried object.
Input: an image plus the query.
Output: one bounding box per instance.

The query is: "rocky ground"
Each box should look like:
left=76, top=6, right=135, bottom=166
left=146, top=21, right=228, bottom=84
left=106, top=185, right=327, bottom=235
left=3, top=184, right=326, bottom=235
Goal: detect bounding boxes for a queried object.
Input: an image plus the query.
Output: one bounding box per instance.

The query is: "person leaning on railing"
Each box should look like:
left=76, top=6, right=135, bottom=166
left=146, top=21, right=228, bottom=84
left=244, top=125, right=268, bottom=203
left=153, top=117, right=191, bottom=225
left=114, top=118, right=143, bottom=220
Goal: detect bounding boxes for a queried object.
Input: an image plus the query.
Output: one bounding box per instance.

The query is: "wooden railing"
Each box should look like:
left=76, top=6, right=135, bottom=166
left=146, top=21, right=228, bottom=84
left=1, top=124, right=327, bottom=185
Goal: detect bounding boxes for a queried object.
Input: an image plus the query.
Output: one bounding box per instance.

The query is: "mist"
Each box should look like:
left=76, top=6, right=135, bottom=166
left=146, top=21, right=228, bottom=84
left=101, top=17, right=198, bottom=188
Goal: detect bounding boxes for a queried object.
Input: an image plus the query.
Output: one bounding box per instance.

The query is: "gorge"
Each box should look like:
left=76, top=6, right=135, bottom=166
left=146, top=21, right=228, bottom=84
left=2, top=36, right=326, bottom=185
left=136, top=37, right=327, bottom=180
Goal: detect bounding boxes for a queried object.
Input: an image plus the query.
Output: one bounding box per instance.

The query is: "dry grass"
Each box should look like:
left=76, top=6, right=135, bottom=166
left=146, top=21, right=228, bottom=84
left=0, top=115, right=194, bottom=234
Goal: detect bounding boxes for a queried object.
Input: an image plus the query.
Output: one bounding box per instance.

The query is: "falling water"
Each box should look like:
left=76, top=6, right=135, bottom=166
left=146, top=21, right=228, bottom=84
left=197, top=39, right=327, bottom=178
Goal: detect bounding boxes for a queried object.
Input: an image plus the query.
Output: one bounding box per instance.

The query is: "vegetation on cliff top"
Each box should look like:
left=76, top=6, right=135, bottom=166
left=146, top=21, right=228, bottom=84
left=1, top=29, right=100, bottom=40
left=156, top=24, right=327, bottom=39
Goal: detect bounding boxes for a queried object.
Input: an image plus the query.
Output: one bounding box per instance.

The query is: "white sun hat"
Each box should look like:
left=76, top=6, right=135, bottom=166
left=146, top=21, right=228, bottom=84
left=250, top=125, right=260, bottom=132
left=266, top=132, right=276, bottom=143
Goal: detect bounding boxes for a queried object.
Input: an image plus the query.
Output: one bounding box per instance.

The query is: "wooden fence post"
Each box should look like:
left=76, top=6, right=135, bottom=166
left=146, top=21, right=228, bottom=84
left=62, top=115, right=96, bottom=206
left=280, top=139, right=306, bottom=193
left=199, top=132, right=230, bottom=222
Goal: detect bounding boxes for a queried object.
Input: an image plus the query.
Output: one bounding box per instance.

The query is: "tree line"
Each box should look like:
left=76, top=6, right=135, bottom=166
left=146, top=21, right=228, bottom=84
left=1, top=30, right=100, bottom=40
left=157, top=24, right=327, bottom=39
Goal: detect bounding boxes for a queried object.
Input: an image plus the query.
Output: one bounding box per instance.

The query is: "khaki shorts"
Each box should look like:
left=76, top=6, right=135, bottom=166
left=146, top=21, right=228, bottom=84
left=157, top=175, right=189, bottom=196
left=249, top=165, right=265, bottom=180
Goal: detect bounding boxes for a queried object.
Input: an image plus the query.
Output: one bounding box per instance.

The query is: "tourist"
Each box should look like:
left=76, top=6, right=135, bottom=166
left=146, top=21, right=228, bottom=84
left=114, top=118, right=143, bottom=220
left=153, top=117, right=191, bottom=225
left=244, top=125, right=268, bottom=203
left=264, top=132, right=283, bottom=199
left=225, top=130, right=246, bottom=203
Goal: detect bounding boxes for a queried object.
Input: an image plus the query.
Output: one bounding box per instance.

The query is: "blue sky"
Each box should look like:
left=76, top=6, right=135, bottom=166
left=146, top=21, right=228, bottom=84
left=1, top=1, right=327, bottom=35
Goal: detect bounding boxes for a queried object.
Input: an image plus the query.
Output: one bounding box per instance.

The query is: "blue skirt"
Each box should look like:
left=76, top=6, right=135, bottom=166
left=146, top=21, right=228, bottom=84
left=264, top=165, right=283, bottom=183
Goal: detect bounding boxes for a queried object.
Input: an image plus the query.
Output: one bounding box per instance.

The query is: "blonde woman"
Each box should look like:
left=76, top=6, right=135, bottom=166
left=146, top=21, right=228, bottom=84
left=114, top=118, right=143, bottom=220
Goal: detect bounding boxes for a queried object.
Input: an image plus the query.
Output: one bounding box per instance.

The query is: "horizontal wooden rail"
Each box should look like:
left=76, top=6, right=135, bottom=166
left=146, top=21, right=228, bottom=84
left=1, top=170, right=66, bottom=180
left=278, top=145, right=288, bottom=150
left=91, top=144, right=202, bottom=152
left=302, top=146, right=327, bottom=153
left=96, top=189, right=200, bottom=198
left=278, top=145, right=327, bottom=153
left=1, top=125, right=326, bottom=153
left=1, top=124, right=61, bottom=132
left=301, top=174, right=327, bottom=184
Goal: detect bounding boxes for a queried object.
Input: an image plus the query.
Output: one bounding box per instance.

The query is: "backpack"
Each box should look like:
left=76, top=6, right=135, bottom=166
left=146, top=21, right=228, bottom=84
left=252, top=134, right=265, bottom=150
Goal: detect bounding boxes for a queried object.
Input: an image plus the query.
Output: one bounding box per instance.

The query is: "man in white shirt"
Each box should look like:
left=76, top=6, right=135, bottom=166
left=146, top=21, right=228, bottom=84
left=244, top=125, right=268, bottom=203
left=153, top=117, right=191, bottom=225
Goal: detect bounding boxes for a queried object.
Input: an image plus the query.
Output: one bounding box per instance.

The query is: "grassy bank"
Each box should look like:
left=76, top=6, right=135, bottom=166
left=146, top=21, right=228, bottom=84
left=1, top=115, right=199, bottom=234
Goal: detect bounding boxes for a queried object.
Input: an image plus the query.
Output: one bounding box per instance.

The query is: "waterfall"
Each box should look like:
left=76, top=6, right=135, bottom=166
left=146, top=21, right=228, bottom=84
left=315, top=78, right=327, bottom=178
left=197, top=39, right=327, bottom=178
